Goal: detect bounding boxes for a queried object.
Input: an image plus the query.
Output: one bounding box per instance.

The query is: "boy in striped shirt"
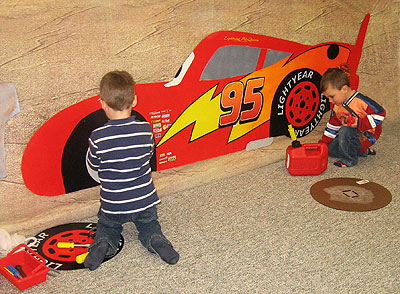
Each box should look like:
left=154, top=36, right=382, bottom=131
left=319, top=64, right=385, bottom=167
left=85, top=71, right=179, bottom=270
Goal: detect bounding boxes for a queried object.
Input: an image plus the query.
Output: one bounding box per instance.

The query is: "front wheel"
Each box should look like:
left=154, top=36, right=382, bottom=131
left=269, top=68, right=329, bottom=138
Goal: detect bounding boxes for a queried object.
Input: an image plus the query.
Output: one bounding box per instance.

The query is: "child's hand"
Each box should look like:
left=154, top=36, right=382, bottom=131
left=346, top=115, right=357, bottom=128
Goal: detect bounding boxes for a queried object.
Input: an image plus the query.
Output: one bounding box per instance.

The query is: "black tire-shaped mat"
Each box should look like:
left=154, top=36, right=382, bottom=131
left=310, top=178, right=392, bottom=211
left=26, top=223, right=124, bottom=270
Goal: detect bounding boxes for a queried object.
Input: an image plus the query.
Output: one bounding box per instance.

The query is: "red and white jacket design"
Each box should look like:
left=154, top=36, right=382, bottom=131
left=320, top=91, right=386, bottom=153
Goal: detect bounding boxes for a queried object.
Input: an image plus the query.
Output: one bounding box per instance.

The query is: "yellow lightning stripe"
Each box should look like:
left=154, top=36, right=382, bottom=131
left=157, top=85, right=225, bottom=147
left=157, top=61, right=284, bottom=147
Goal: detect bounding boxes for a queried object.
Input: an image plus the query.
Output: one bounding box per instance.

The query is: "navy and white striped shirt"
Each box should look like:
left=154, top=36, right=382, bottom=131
left=86, top=116, right=160, bottom=214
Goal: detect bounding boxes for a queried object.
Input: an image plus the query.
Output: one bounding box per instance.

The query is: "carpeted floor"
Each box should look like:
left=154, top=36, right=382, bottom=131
left=0, top=120, right=399, bottom=294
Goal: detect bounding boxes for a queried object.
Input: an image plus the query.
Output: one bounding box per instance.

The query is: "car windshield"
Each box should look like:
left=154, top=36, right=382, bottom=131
left=164, top=46, right=292, bottom=87
left=200, top=45, right=261, bottom=80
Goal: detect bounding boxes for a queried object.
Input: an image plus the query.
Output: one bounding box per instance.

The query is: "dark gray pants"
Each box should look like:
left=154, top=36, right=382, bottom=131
left=90, top=205, right=170, bottom=257
left=328, top=126, right=362, bottom=167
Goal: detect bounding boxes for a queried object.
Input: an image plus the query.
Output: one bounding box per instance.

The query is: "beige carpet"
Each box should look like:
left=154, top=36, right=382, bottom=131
left=0, top=120, right=398, bottom=294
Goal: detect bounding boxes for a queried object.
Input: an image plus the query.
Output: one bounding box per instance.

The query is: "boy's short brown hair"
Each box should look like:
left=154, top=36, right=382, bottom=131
left=320, top=67, right=350, bottom=92
left=100, top=71, right=136, bottom=111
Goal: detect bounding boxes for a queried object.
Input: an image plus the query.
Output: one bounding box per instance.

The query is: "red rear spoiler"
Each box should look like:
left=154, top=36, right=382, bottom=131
left=348, top=14, right=370, bottom=88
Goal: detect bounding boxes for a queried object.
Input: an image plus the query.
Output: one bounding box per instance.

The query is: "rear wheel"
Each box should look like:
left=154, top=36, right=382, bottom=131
left=61, top=109, right=157, bottom=194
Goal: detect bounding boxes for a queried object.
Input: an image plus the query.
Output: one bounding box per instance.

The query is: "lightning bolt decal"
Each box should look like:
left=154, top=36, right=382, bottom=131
left=157, top=70, right=272, bottom=147
left=157, top=85, right=226, bottom=147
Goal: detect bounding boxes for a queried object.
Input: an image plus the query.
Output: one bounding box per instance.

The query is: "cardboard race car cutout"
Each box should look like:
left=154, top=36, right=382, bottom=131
left=22, top=14, right=370, bottom=196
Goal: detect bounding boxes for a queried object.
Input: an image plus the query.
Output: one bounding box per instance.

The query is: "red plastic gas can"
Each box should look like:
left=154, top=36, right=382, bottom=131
left=286, top=143, right=328, bottom=176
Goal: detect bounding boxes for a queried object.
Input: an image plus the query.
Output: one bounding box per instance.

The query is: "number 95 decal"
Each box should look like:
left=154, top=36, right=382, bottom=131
left=219, top=77, right=264, bottom=127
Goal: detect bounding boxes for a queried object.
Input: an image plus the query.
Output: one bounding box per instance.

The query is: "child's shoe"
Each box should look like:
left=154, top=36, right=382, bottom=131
left=333, top=160, right=348, bottom=167
left=150, top=235, right=179, bottom=265
left=84, top=241, right=109, bottom=270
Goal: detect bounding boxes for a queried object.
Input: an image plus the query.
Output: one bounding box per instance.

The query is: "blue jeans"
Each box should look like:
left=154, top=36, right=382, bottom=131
left=328, top=126, right=362, bottom=167
left=90, top=205, right=170, bottom=257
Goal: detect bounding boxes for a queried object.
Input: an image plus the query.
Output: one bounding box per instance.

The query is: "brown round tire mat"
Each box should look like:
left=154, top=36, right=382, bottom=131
left=310, top=178, right=392, bottom=211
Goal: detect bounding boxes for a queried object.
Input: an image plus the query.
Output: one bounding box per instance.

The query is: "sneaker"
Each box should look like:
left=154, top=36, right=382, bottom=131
left=368, top=148, right=376, bottom=155
left=333, top=160, right=348, bottom=167
left=150, top=236, right=179, bottom=265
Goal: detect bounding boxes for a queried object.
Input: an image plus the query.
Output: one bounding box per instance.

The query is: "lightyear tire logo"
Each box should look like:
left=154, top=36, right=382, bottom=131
left=27, top=223, right=124, bottom=270
left=270, top=68, right=329, bottom=137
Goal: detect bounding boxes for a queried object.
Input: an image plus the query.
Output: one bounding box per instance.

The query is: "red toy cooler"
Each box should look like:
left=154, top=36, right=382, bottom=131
left=286, top=143, right=328, bottom=176
left=0, top=243, right=49, bottom=291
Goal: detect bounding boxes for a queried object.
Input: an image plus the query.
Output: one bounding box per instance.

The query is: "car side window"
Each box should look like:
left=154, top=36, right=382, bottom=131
left=200, top=46, right=261, bottom=80
left=263, top=50, right=291, bottom=68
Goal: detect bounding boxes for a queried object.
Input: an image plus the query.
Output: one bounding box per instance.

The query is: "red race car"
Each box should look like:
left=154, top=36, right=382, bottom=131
left=22, top=14, right=370, bottom=196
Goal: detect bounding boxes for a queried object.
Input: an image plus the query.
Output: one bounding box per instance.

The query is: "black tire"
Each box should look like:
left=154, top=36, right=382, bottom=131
left=27, top=223, right=124, bottom=270
left=269, top=68, right=329, bottom=138
left=61, top=109, right=157, bottom=194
